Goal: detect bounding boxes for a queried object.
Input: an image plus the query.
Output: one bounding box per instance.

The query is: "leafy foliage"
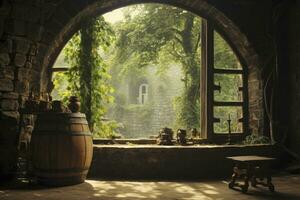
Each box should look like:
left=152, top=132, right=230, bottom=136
left=52, top=4, right=246, bottom=139
left=53, top=16, right=117, bottom=138
left=213, top=32, right=244, bottom=133
left=111, top=4, right=202, bottom=130
left=242, top=134, right=270, bottom=145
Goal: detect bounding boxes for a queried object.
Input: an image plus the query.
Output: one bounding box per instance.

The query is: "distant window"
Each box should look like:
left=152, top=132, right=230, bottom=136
left=138, top=84, right=148, bottom=104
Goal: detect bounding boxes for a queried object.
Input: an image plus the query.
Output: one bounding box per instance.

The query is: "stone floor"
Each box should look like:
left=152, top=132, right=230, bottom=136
left=1, top=175, right=300, bottom=200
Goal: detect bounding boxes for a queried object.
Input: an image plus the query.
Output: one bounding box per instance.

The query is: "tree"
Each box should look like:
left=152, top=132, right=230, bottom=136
left=111, top=4, right=202, bottom=129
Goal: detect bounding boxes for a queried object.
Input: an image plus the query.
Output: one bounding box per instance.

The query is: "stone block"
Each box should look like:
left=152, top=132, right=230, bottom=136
left=25, top=61, right=32, bottom=68
left=46, top=19, right=63, bottom=34
left=14, top=53, right=27, bottom=67
left=29, top=44, right=37, bottom=56
left=0, top=53, right=10, bottom=66
left=90, top=145, right=279, bottom=179
left=40, top=31, right=55, bottom=45
left=15, top=38, right=31, bottom=54
left=14, top=80, right=29, bottom=95
left=11, top=3, right=27, bottom=21
left=0, top=39, right=13, bottom=53
left=0, top=78, right=14, bottom=92
left=27, top=23, right=43, bottom=42
left=40, top=2, right=58, bottom=22
left=58, top=0, right=83, bottom=19
left=36, top=44, right=47, bottom=57
left=5, top=19, right=26, bottom=36
left=52, top=7, right=71, bottom=27
left=0, top=99, right=18, bottom=111
left=1, top=92, right=18, bottom=99
left=0, top=110, right=19, bottom=121
left=11, top=3, right=40, bottom=23
left=27, top=6, right=41, bottom=23
left=29, top=57, right=42, bottom=70
left=0, top=66, right=14, bottom=79
left=29, top=69, right=40, bottom=82
left=16, top=67, right=29, bottom=81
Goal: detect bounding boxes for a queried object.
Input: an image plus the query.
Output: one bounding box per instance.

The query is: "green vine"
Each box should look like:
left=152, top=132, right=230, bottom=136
left=54, top=16, right=117, bottom=138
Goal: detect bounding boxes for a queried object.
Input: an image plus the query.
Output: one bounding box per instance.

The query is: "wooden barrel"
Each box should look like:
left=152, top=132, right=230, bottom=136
left=30, top=113, right=93, bottom=186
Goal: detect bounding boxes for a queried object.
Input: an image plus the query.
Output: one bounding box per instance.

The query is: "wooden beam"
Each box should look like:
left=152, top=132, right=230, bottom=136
left=213, top=68, right=244, bottom=74
left=200, top=19, right=214, bottom=140
left=213, top=101, right=244, bottom=107
left=52, top=67, right=69, bottom=72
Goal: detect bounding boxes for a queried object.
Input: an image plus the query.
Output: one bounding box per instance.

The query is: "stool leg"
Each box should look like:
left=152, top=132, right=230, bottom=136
left=242, top=175, right=249, bottom=193
left=242, top=164, right=252, bottom=193
left=267, top=176, right=275, bottom=192
left=251, top=176, right=257, bottom=187
left=229, top=171, right=238, bottom=189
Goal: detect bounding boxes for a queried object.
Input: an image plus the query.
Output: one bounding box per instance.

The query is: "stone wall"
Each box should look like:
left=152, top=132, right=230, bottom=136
left=0, top=0, right=281, bottom=178
left=89, top=144, right=281, bottom=179
left=0, top=0, right=40, bottom=179
left=209, top=0, right=272, bottom=135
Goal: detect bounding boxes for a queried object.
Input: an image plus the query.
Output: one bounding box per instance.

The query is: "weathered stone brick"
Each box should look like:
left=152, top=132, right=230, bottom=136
left=52, top=7, right=71, bottom=27
left=14, top=53, right=27, bottom=67
left=5, top=19, right=26, bottom=36
left=36, top=44, right=47, bottom=56
left=14, top=80, right=29, bottom=95
left=0, top=110, right=19, bottom=119
left=1, top=92, right=18, bottom=99
left=16, top=67, right=29, bottom=81
left=0, top=53, right=10, bottom=66
left=15, top=38, right=31, bottom=54
left=57, top=0, right=82, bottom=19
left=29, top=69, right=40, bottom=81
left=25, top=61, right=32, bottom=68
left=27, top=23, right=43, bottom=42
left=11, top=3, right=27, bottom=21
left=0, top=78, right=14, bottom=91
left=0, top=39, right=13, bottom=53
left=27, top=6, right=41, bottom=23
left=10, top=3, right=40, bottom=23
left=0, top=99, right=19, bottom=111
left=29, top=44, right=37, bottom=56
left=0, top=66, right=14, bottom=79
left=41, top=30, right=55, bottom=44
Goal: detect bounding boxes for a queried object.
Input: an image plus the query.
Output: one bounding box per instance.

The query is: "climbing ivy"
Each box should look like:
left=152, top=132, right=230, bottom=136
left=54, top=16, right=117, bottom=137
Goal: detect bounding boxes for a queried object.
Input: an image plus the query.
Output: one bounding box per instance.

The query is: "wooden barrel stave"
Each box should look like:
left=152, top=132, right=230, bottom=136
left=31, top=113, right=93, bottom=186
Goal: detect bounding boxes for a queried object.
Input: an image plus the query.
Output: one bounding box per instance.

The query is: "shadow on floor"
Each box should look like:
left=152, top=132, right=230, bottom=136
left=1, top=176, right=300, bottom=200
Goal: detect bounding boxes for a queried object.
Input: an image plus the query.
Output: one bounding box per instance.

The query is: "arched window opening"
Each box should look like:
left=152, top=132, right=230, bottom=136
left=51, top=3, right=250, bottom=143
left=138, top=84, right=149, bottom=105
left=212, top=31, right=246, bottom=136
left=200, top=20, right=248, bottom=142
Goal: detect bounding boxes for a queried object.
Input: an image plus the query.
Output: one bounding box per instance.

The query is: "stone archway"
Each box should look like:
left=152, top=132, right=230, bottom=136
left=0, top=0, right=267, bottom=179
left=42, top=0, right=260, bottom=85
left=40, top=0, right=263, bottom=135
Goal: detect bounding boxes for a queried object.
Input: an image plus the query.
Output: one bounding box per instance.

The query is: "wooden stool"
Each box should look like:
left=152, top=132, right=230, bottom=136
left=227, top=155, right=276, bottom=193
